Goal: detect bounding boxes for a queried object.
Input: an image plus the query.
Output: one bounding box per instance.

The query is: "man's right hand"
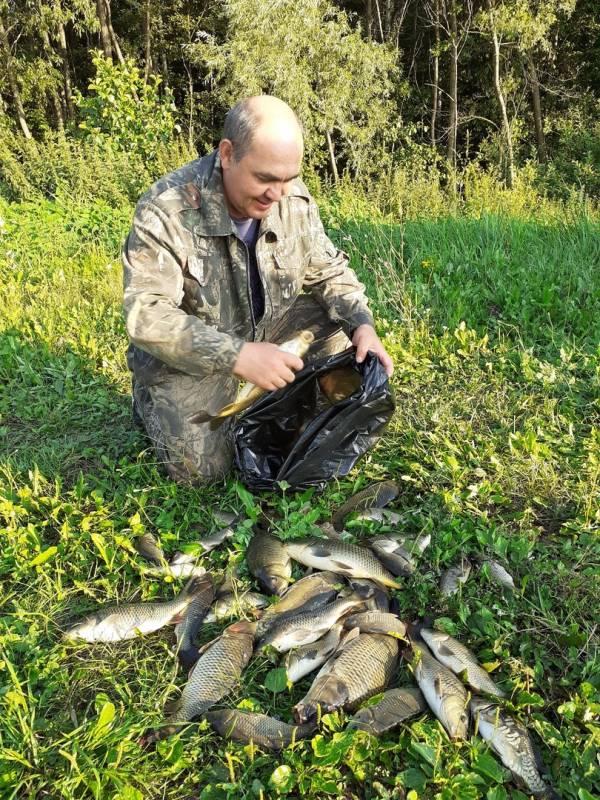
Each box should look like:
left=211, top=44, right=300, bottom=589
left=233, top=342, right=304, bottom=391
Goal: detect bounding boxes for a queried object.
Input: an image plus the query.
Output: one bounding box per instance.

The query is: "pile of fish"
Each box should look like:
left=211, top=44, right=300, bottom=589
left=63, top=481, right=556, bottom=798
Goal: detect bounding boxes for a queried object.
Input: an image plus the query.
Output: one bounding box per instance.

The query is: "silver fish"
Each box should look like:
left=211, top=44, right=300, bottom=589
left=284, top=623, right=345, bottom=683
left=203, top=590, right=268, bottom=623
left=190, top=331, right=314, bottom=428
left=144, top=620, right=256, bottom=743
left=247, top=529, right=292, bottom=596
left=213, top=510, right=238, bottom=526
left=174, top=574, right=215, bottom=668
left=471, top=698, right=555, bottom=797
left=202, top=710, right=316, bottom=750
left=294, top=632, right=399, bottom=723
left=348, top=579, right=390, bottom=612
left=285, top=538, right=400, bottom=590
left=351, top=508, right=402, bottom=525
left=331, top=481, right=400, bottom=530
left=64, top=577, right=206, bottom=642
left=347, top=687, right=427, bottom=734
left=257, top=571, right=341, bottom=638
left=142, top=562, right=206, bottom=579
left=259, top=596, right=363, bottom=653
left=410, top=642, right=469, bottom=740
left=419, top=628, right=505, bottom=697
left=344, top=611, right=407, bottom=640
left=134, top=532, right=166, bottom=565
left=483, top=560, right=516, bottom=591
left=440, top=557, right=472, bottom=597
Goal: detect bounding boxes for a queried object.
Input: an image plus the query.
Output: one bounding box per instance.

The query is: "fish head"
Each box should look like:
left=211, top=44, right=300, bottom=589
left=442, top=694, right=470, bottom=740
left=226, top=620, right=257, bottom=637
left=294, top=677, right=349, bottom=723
left=63, top=614, right=101, bottom=640
left=263, top=575, right=289, bottom=596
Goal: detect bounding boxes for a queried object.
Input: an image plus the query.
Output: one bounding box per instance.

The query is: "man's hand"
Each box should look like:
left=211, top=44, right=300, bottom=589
left=233, top=342, right=304, bottom=390
left=352, top=324, right=394, bottom=377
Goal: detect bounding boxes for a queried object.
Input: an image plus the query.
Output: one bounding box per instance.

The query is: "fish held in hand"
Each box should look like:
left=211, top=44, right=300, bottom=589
left=409, top=642, right=469, bottom=740
left=294, top=632, right=398, bottom=723
left=331, top=480, right=400, bottom=530
left=247, top=529, right=292, bottom=596
left=344, top=611, right=407, bottom=640
left=419, top=628, right=505, bottom=697
left=285, top=538, right=400, bottom=590
left=347, top=687, right=427, bottom=734
left=203, top=710, right=316, bottom=750
left=471, top=698, right=557, bottom=798
left=440, top=557, right=472, bottom=597
left=189, top=330, right=314, bottom=428
left=64, top=577, right=207, bottom=643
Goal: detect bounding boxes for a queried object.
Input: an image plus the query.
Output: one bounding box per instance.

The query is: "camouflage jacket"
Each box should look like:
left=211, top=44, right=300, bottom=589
left=122, top=150, right=374, bottom=384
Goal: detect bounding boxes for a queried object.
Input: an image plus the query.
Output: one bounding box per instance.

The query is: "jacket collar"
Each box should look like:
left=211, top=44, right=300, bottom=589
left=194, top=150, right=309, bottom=242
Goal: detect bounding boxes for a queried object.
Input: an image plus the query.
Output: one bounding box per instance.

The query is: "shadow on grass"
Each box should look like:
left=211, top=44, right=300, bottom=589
left=0, top=328, right=145, bottom=482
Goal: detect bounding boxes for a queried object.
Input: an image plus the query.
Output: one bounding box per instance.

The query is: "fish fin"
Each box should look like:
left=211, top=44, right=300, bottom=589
left=170, top=612, right=185, bottom=625
left=209, top=417, right=228, bottom=431
left=188, top=410, right=215, bottom=425
left=434, top=676, right=443, bottom=699
left=310, top=544, right=333, bottom=558
left=438, top=643, right=455, bottom=658
left=377, top=576, right=402, bottom=590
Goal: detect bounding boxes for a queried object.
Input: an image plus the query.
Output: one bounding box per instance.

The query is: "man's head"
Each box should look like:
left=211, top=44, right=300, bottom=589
left=219, top=96, right=304, bottom=220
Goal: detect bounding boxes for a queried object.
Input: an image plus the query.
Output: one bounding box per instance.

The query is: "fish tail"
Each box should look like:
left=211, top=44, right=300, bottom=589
left=379, top=576, right=403, bottom=590
left=179, top=575, right=210, bottom=603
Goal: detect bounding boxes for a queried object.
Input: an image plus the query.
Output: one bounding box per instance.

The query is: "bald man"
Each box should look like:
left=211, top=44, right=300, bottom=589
left=123, top=96, right=393, bottom=482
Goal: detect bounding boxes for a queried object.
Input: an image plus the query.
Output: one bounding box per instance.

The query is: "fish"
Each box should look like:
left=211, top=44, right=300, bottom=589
left=344, top=611, right=407, bottom=640
left=134, top=532, right=166, bottom=565
left=294, top=632, right=399, bottom=723
left=196, top=525, right=236, bottom=553
left=347, top=687, right=427, bottom=734
left=213, top=510, right=238, bottom=526
left=419, top=628, right=506, bottom=698
left=285, top=538, right=400, bottom=590
left=142, top=561, right=207, bottom=579
left=318, top=366, right=362, bottom=404
left=258, top=596, right=363, bottom=653
left=189, top=330, right=314, bottom=428
left=202, top=710, right=316, bottom=750
left=247, top=529, right=292, bottom=596
left=440, top=557, right=472, bottom=597
left=331, top=480, right=400, bottom=530
left=284, top=623, right=345, bottom=683
left=351, top=508, right=402, bottom=525
left=64, top=577, right=207, bottom=642
left=483, top=560, right=516, bottom=591
left=348, top=579, right=390, bottom=612
left=174, top=574, right=215, bottom=668
left=409, top=642, right=469, bottom=740
left=143, top=620, right=256, bottom=744
left=257, top=571, right=342, bottom=638
left=203, top=590, right=268, bottom=623
left=369, top=543, right=415, bottom=577
left=471, top=698, right=557, bottom=798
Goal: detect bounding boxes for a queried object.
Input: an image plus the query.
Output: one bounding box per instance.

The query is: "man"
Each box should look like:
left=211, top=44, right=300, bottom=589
left=123, top=95, right=393, bottom=482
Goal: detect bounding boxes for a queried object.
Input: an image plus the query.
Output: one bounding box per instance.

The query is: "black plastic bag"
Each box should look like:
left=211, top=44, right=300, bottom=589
left=233, top=348, right=395, bottom=491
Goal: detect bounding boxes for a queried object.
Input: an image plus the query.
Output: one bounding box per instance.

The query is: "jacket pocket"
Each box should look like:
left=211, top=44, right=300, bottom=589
left=183, top=254, right=221, bottom=324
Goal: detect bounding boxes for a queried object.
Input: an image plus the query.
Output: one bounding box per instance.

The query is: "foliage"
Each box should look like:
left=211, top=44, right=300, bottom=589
left=0, top=194, right=599, bottom=798
left=187, top=0, right=404, bottom=177
left=74, top=51, right=179, bottom=161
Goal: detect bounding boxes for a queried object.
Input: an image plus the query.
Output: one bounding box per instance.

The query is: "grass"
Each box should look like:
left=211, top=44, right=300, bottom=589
left=0, top=192, right=599, bottom=800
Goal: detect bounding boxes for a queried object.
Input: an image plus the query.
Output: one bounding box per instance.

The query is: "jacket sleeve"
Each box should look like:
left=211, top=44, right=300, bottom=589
left=302, top=199, right=375, bottom=337
left=122, top=200, right=244, bottom=377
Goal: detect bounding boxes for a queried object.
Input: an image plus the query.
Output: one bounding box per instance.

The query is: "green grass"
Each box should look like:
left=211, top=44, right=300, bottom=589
left=0, top=195, right=599, bottom=800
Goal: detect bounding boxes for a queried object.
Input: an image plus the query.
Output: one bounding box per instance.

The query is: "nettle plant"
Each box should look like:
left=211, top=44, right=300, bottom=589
left=75, top=51, right=179, bottom=161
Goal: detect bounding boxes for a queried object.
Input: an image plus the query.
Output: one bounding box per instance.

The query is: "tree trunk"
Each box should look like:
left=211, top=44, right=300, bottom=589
left=96, top=0, right=112, bottom=59
left=365, top=0, right=372, bottom=41
left=143, top=0, right=152, bottom=82
left=40, top=26, right=65, bottom=131
left=104, top=0, right=125, bottom=65
left=487, top=0, right=515, bottom=187
left=0, top=16, right=32, bottom=138
left=430, top=0, right=440, bottom=147
left=326, top=130, right=339, bottom=183
left=446, top=1, right=458, bottom=168
left=57, top=22, right=74, bottom=121
left=527, top=56, right=547, bottom=163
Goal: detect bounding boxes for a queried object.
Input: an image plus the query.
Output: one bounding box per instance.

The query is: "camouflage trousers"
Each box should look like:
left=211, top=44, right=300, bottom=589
left=132, top=294, right=351, bottom=483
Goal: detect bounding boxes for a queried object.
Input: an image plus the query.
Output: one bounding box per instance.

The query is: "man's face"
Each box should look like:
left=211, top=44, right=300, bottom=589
left=220, top=136, right=303, bottom=220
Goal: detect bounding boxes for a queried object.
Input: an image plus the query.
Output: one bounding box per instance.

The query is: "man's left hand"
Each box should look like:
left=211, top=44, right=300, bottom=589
left=352, top=324, right=394, bottom=377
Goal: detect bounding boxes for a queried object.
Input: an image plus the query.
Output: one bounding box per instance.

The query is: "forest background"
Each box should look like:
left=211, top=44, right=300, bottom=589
left=0, top=1, right=599, bottom=799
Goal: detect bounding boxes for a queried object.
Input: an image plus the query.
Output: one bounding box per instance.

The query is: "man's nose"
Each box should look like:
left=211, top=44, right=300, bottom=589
left=264, top=184, right=283, bottom=202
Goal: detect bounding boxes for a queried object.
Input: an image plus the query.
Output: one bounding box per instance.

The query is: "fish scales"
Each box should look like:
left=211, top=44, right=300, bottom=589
left=174, top=574, right=215, bottom=668
left=440, top=558, right=472, bottom=597
left=294, top=633, right=398, bottom=722
left=284, top=623, right=345, bottom=683
left=420, top=628, right=505, bottom=697
left=257, top=571, right=341, bottom=636
left=247, top=529, right=292, bottom=596
left=285, top=538, right=399, bottom=589
left=347, top=687, right=427, bottom=734
left=331, top=481, right=400, bottom=530
left=471, top=699, right=554, bottom=797
left=203, top=710, right=316, bottom=750
left=344, top=611, right=407, bottom=639
left=411, top=642, right=469, bottom=740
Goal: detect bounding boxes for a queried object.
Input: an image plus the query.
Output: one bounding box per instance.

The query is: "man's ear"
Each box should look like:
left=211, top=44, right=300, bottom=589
left=219, top=139, right=234, bottom=169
